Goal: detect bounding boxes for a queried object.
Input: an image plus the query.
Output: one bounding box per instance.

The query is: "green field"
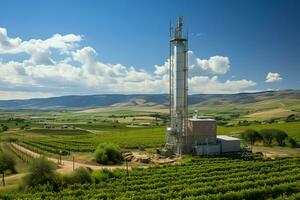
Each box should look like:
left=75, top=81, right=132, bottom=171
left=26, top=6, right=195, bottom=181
left=1, top=120, right=300, bottom=155
left=2, top=155, right=300, bottom=199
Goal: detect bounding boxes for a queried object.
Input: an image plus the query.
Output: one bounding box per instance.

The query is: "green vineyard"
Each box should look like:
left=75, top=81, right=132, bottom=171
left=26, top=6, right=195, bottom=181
left=3, top=155, right=300, bottom=200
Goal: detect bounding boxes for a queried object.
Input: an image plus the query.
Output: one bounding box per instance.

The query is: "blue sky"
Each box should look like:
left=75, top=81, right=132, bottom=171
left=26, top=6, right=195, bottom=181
left=0, top=0, right=299, bottom=99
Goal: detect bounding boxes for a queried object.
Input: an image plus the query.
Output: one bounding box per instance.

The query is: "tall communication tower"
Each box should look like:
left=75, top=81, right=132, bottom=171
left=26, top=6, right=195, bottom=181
left=166, top=16, right=188, bottom=155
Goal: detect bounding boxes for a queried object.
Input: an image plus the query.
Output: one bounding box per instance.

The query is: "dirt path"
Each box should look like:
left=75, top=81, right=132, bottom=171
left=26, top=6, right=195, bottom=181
left=11, top=143, right=129, bottom=174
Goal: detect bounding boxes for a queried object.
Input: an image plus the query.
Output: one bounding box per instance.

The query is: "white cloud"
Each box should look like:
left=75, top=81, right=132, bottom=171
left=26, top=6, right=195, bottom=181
left=154, top=59, right=169, bottom=76
left=0, top=91, right=55, bottom=100
left=189, top=76, right=256, bottom=94
left=153, top=51, right=230, bottom=77
left=0, top=28, right=22, bottom=51
left=0, top=26, right=257, bottom=99
left=189, top=51, right=230, bottom=75
left=265, top=72, right=282, bottom=83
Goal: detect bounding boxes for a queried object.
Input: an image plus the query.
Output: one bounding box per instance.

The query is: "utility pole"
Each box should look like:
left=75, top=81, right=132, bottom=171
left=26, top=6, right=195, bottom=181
left=126, top=159, right=129, bottom=176
left=73, top=156, right=75, bottom=171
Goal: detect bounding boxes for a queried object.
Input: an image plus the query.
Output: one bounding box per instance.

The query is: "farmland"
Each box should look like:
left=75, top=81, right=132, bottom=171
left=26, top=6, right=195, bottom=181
left=0, top=107, right=299, bottom=199
left=2, top=154, right=300, bottom=199
left=0, top=108, right=300, bottom=157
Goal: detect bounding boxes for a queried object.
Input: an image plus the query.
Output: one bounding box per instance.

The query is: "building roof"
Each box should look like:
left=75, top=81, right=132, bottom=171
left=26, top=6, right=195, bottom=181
left=217, top=135, right=240, bottom=141
left=189, top=118, right=216, bottom=122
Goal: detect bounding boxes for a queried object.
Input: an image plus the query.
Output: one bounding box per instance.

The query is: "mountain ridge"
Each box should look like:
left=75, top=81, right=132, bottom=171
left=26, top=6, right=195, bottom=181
left=0, top=89, right=299, bottom=110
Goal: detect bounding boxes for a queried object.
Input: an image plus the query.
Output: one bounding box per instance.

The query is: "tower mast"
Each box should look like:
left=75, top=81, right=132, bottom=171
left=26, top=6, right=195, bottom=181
left=166, top=16, right=188, bottom=155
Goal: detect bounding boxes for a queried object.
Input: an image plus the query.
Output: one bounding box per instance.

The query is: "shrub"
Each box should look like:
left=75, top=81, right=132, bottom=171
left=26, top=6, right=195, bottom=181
left=288, top=138, right=298, bottom=148
left=241, top=129, right=261, bottom=145
left=285, top=114, right=297, bottom=122
left=259, top=129, right=274, bottom=146
left=95, top=143, right=123, bottom=164
left=92, top=168, right=126, bottom=184
left=24, top=156, right=57, bottom=187
left=259, top=129, right=288, bottom=146
left=72, top=167, right=92, bottom=184
left=0, top=152, right=16, bottom=186
left=0, top=125, right=8, bottom=132
left=62, top=167, right=92, bottom=186
left=272, top=129, right=288, bottom=146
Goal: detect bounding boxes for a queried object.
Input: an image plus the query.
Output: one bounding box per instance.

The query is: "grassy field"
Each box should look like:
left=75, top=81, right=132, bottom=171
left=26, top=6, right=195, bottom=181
left=218, top=121, right=300, bottom=142
left=1, top=121, right=299, bottom=157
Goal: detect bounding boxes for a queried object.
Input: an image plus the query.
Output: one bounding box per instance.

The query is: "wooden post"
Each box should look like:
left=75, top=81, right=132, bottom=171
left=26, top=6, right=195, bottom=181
left=2, top=173, right=5, bottom=186
left=73, top=156, right=75, bottom=171
left=126, top=159, right=129, bottom=176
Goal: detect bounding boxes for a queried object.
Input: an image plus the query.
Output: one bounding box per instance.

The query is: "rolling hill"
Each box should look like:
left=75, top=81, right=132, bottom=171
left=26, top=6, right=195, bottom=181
left=0, top=90, right=299, bottom=118
left=0, top=90, right=300, bottom=111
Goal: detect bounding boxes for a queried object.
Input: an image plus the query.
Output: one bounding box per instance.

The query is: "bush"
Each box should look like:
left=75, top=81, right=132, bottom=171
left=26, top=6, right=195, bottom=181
left=24, top=157, right=57, bottom=187
left=95, top=143, right=123, bottom=164
left=272, top=129, right=288, bottom=146
left=241, top=129, right=261, bottom=145
left=0, top=125, right=8, bottom=132
left=62, top=167, right=92, bottom=186
left=259, top=129, right=288, bottom=146
left=92, top=168, right=126, bottom=184
left=285, top=114, right=297, bottom=122
left=259, top=129, right=274, bottom=146
left=72, top=167, right=92, bottom=184
left=0, top=152, right=16, bottom=186
left=288, top=138, right=298, bottom=148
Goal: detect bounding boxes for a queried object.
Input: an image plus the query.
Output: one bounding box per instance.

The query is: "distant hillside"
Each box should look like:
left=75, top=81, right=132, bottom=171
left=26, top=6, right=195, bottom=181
left=0, top=90, right=300, bottom=114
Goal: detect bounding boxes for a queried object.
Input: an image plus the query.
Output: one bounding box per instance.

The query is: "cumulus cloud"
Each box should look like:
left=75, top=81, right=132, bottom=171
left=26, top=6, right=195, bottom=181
left=189, top=76, right=256, bottom=94
left=265, top=72, right=282, bottom=83
left=154, top=59, right=169, bottom=76
left=0, top=26, right=256, bottom=99
left=189, top=51, right=230, bottom=75
left=0, top=28, right=22, bottom=51
left=155, top=51, right=230, bottom=76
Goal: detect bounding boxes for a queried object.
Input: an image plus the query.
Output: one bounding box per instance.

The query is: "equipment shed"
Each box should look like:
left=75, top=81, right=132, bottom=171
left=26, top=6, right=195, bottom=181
left=217, top=135, right=240, bottom=153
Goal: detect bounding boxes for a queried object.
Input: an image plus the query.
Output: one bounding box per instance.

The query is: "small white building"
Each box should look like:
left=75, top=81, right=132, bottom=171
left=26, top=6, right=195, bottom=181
left=217, top=135, right=241, bottom=153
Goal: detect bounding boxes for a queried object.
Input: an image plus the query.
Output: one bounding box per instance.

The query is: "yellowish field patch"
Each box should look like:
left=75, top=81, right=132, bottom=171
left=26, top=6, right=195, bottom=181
left=78, top=106, right=168, bottom=114
left=244, top=108, right=298, bottom=120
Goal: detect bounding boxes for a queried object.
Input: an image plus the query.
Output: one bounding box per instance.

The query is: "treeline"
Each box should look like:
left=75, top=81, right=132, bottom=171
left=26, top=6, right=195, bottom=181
left=241, top=129, right=298, bottom=147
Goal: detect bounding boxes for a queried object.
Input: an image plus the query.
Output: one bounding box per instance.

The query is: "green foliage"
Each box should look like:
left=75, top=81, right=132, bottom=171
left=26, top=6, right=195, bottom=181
left=0, top=152, right=16, bottom=174
left=272, top=129, right=288, bottom=146
left=285, top=114, right=298, bottom=122
left=288, top=138, right=298, bottom=148
left=259, top=129, right=288, bottom=146
left=71, top=167, right=92, bottom=184
left=0, top=124, right=8, bottom=132
left=24, top=157, right=57, bottom=187
left=92, top=169, right=113, bottom=183
left=241, top=129, right=261, bottom=145
left=3, top=156, right=300, bottom=199
left=259, top=129, right=274, bottom=146
left=95, top=143, right=123, bottom=164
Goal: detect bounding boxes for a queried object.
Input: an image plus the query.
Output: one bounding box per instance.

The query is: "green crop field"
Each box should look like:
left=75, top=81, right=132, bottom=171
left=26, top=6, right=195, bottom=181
left=1, top=121, right=297, bottom=156
left=2, top=155, right=300, bottom=199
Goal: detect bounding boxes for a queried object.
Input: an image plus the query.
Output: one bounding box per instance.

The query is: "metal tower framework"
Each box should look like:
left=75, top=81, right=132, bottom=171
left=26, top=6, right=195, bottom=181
left=166, top=16, right=188, bottom=155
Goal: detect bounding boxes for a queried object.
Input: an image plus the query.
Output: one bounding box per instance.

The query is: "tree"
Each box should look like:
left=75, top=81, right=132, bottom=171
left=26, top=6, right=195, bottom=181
left=288, top=138, right=298, bottom=148
left=259, top=129, right=274, bottom=146
left=95, top=143, right=123, bottom=164
left=285, top=114, right=297, bottom=122
left=0, top=125, right=8, bottom=132
left=24, top=156, right=56, bottom=187
left=0, top=152, right=16, bottom=186
left=272, top=129, right=288, bottom=146
left=241, top=129, right=261, bottom=145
